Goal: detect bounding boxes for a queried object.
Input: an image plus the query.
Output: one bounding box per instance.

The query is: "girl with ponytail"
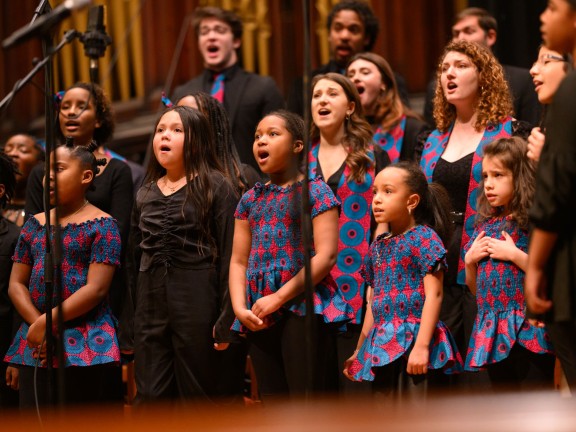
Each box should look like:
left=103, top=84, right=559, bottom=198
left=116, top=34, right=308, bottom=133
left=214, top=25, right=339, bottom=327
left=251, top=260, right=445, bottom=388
left=344, top=162, right=462, bottom=399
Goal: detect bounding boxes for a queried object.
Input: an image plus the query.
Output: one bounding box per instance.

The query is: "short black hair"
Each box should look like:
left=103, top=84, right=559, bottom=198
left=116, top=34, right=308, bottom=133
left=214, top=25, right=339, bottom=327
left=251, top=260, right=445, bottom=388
left=327, top=0, right=379, bottom=52
left=0, top=150, right=17, bottom=208
left=59, top=140, right=107, bottom=191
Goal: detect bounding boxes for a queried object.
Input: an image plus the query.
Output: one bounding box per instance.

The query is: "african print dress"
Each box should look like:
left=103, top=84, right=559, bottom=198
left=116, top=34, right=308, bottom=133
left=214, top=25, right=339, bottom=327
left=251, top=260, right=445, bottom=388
left=231, top=178, right=348, bottom=332
left=464, top=216, right=554, bottom=370
left=350, top=225, right=462, bottom=381
left=5, top=217, right=121, bottom=367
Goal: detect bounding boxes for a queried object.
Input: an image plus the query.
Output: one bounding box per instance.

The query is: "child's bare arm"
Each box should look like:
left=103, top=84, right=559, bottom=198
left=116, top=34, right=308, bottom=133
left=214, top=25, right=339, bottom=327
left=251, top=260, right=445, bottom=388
left=229, top=219, right=265, bottom=331
left=251, top=207, right=338, bottom=320
left=407, top=270, right=443, bottom=375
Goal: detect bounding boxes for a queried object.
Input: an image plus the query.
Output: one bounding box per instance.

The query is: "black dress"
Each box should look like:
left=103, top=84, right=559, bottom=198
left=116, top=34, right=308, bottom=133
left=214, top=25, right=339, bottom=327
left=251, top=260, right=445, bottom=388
left=432, top=154, right=476, bottom=359
left=131, top=171, right=237, bottom=401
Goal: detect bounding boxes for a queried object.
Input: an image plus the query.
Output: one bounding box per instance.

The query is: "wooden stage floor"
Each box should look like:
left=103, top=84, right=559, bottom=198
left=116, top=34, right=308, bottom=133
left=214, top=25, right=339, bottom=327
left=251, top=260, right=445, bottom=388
left=2, top=390, right=575, bottom=431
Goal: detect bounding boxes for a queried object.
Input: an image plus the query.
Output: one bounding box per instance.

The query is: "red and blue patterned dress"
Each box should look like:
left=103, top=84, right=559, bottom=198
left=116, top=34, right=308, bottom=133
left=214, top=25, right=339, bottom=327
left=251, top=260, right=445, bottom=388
left=231, top=178, right=348, bottom=332
left=350, top=225, right=462, bottom=381
left=464, top=216, right=554, bottom=370
left=4, top=217, right=121, bottom=368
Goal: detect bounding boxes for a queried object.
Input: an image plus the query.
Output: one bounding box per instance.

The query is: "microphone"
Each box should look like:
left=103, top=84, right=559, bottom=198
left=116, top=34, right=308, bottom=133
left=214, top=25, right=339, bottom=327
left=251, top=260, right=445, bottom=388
left=2, top=0, right=92, bottom=49
left=79, top=5, right=111, bottom=83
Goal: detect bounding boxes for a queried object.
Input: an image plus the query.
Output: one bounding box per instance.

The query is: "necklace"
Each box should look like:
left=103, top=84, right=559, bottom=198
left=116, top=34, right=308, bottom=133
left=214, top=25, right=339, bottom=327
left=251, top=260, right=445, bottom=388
left=163, top=176, right=186, bottom=193
left=384, top=224, right=415, bottom=239
left=61, top=200, right=89, bottom=224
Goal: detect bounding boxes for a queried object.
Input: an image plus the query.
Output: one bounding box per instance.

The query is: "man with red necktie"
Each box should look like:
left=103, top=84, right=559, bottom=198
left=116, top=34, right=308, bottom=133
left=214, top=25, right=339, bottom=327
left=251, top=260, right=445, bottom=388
left=173, top=6, right=285, bottom=174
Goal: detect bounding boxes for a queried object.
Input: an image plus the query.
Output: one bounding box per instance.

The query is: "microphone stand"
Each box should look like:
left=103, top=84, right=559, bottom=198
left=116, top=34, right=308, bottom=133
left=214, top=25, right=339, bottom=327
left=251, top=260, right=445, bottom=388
left=1, top=24, right=80, bottom=409
left=31, top=0, right=52, bottom=23
left=38, top=3, right=68, bottom=405
left=0, top=30, right=79, bottom=114
left=301, top=0, right=315, bottom=400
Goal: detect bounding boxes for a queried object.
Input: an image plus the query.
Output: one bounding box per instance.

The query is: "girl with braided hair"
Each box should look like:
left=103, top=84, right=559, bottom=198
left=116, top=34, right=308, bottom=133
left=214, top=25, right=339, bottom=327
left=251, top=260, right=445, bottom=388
left=5, top=141, right=123, bottom=407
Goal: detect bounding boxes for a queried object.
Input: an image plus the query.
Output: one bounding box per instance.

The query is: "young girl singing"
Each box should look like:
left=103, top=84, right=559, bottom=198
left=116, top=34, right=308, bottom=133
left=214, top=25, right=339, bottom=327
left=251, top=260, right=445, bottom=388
left=5, top=141, right=121, bottom=407
left=344, top=162, right=462, bottom=398
left=131, top=106, right=237, bottom=402
left=464, top=137, right=555, bottom=389
left=229, top=110, right=345, bottom=400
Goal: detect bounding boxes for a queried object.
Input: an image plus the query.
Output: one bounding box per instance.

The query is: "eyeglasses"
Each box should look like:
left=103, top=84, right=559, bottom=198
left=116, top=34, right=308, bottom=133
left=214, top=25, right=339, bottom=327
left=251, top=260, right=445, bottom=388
left=532, top=54, right=566, bottom=68
left=199, top=25, right=231, bottom=36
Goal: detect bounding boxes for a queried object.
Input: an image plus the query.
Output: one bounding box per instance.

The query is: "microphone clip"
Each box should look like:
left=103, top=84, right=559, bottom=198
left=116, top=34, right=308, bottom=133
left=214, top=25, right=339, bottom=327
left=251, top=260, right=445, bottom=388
left=79, top=5, right=111, bottom=60
left=79, top=25, right=111, bottom=61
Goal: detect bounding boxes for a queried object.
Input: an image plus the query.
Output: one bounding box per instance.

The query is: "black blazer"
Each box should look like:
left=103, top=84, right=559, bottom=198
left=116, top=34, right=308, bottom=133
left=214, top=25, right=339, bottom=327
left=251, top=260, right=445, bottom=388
left=173, top=64, right=285, bottom=173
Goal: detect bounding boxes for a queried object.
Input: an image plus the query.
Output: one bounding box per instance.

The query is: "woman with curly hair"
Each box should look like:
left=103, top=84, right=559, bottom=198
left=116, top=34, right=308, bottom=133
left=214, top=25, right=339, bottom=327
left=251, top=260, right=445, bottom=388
left=419, top=40, right=530, bottom=366
left=309, top=72, right=390, bottom=393
left=347, top=52, right=429, bottom=163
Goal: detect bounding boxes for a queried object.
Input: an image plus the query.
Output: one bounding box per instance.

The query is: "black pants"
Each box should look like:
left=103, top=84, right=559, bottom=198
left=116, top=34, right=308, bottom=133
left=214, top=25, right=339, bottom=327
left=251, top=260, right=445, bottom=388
left=247, top=313, right=336, bottom=402
left=545, top=321, right=576, bottom=391
left=0, top=318, right=18, bottom=410
left=18, top=364, right=122, bottom=409
left=372, top=357, right=428, bottom=404
left=439, top=283, right=477, bottom=358
left=214, top=337, right=249, bottom=404
left=134, top=266, right=220, bottom=403
left=486, top=344, right=555, bottom=391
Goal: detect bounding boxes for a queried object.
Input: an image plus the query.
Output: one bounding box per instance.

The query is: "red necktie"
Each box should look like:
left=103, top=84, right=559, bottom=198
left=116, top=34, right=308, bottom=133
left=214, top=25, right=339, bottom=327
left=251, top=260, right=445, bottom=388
left=211, top=73, right=225, bottom=103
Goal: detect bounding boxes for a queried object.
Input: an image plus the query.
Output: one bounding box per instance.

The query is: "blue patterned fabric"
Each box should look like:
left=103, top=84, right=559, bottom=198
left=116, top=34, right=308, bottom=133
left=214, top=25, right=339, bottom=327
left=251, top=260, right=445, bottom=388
left=5, top=217, right=121, bottom=367
left=464, top=216, right=554, bottom=370
left=231, top=178, right=348, bottom=332
left=349, top=225, right=462, bottom=381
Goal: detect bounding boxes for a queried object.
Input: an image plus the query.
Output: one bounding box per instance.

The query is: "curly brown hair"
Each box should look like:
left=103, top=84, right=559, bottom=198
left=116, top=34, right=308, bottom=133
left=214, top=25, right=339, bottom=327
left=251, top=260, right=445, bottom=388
left=433, top=40, right=513, bottom=132
left=309, top=73, right=374, bottom=183
left=476, top=137, right=536, bottom=230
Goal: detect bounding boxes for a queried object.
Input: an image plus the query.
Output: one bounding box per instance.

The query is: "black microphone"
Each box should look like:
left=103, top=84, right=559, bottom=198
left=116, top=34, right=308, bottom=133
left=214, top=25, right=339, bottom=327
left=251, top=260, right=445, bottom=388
left=2, top=0, right=92, bottom=49
left=79, top=5, right=111, bottom=84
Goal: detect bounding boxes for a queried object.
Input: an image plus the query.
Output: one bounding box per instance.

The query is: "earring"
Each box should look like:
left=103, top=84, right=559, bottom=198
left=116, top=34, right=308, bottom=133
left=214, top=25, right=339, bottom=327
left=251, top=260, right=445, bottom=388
left=346, top=113, right=351, bottom=120
left=408, top=208, right=412, bottom=215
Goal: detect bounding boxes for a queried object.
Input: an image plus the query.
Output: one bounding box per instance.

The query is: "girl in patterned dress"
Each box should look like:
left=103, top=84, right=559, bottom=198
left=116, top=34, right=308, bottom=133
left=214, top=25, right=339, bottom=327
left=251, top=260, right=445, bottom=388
left=229, top=110, right=344, bottom=400
left=464, top=137, right=555, bottom=389
left=5, top=141, right=122, bottom=407
left=344, top=162, right=462, bottom=398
